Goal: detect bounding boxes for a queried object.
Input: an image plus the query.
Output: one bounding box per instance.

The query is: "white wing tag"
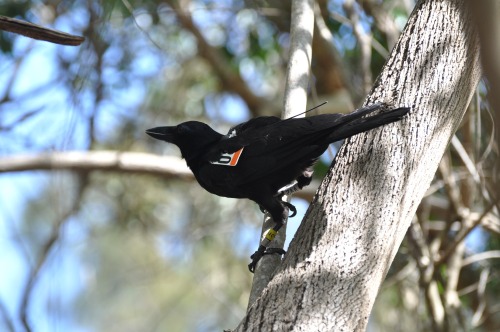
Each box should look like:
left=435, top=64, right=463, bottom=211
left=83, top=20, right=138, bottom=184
left=210, top=148, right=244, bottom=166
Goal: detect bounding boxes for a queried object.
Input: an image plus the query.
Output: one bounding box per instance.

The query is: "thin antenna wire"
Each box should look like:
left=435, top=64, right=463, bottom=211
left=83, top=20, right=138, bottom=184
left=281, top=101, right=328, bottom=122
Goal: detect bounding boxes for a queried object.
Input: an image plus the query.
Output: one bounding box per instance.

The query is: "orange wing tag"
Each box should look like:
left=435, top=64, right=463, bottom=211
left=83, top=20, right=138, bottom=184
left=210, top=148, right=244, bottom=166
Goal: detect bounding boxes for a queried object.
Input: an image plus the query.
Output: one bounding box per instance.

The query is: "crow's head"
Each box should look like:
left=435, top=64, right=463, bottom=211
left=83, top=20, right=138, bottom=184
left=146, top=121, right=223, bottom=160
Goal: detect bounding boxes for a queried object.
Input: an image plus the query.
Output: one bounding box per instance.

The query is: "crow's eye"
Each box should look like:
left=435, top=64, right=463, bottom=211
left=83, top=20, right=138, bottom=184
left=177, top=124, right=190, bottom=135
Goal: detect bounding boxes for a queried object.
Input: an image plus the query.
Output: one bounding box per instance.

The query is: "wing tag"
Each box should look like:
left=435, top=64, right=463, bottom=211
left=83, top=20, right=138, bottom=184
left=210, top=148, right=244, bottom=166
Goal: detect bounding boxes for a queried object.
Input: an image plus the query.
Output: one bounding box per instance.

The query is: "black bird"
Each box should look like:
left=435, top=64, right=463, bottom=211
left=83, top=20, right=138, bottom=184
left=146, top=103, right=409, bottom=271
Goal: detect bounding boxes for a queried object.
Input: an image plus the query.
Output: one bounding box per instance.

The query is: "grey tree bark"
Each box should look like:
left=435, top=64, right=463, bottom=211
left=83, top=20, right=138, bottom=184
left=236, top=0, right=481, bottom=330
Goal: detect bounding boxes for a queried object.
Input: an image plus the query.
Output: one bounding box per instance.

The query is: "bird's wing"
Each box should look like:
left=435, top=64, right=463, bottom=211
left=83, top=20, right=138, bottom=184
left=228, top=115, right=345, bottom=186
left=215, top=116, right=282, bottom=153
left=229, top=116, right=282, bottom=136
left=203, top=114, right=349, bottom=187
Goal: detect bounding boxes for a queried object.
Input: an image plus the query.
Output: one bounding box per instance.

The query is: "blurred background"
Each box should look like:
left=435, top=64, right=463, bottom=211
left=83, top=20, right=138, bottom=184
left=0, top=1, right=498, bottom=331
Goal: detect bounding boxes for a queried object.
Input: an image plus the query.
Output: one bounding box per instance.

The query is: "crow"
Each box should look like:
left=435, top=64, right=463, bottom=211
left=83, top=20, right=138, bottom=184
left=146, top=103, right=410, bottom=271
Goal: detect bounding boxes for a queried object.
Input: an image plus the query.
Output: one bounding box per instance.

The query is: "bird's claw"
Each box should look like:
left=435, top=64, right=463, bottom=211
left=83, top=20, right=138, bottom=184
left=283, top=201, right=297, bottom=218
left=259, top=202, right=296, bottom=218
left=259, top=201, right=296, bottom=218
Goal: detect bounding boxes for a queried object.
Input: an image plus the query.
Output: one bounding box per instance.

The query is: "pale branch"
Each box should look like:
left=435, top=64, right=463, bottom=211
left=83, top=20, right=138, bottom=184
left=458, top=282, right=479, bottom=297
left=471, top=268, right=490, bottom=327
left=481, top=212, right=500, bottom=235
left=246, top=0, right=315, bottom=310
left=408, top=218, right=445, bottom=331
left=408, top=218, right=433, bottom=271
left=434, top=154, right=466, bottom=264
left=257, top=0, right=358, bottom=104
left=438, top=154, right=464, bottom=218
left=450, top=135, right=494, bottom=205
left=462, top=250, right=500, bottom=267
left=0, top=151, right=317, bottom=201
left=282, top=0, right=315, bottom=118
left=0, top=151, right=192, bottom=178
left=0, top=15, right=84, bottom=46
left=443, top=230, right=466, bottom=330
left=437, top=201, right=497, bottom=265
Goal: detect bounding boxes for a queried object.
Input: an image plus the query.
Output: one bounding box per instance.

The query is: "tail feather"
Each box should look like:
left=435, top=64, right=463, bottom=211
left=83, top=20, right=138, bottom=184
left=328, top=107, right=410, bottom=142
left=340, top=103, right=384, bottom=121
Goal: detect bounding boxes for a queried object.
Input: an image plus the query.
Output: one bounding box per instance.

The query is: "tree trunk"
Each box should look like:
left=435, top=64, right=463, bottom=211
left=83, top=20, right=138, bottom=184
left=236, top=0, right=481, bottom=330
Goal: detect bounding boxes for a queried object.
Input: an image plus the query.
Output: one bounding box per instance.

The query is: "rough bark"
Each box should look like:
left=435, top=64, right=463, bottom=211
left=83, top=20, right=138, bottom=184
left=236, top=0, right=481, bottom=330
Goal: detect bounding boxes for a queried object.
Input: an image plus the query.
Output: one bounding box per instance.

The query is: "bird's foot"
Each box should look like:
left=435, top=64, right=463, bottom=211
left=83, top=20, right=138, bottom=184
left=248, top=222, right=286, bottom=272
left=260, top=200, right=296, bottom=218
left=248, top=246, right=287, bottom=273
left=297, top=172, right=313, bottom=189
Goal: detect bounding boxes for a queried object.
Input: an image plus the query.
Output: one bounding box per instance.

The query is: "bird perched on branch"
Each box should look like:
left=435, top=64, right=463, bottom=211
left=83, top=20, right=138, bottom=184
left=146, top=103, right=410, bottom=271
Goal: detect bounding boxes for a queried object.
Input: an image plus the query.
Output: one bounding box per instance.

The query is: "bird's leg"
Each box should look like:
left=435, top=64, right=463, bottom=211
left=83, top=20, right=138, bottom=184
left=248, top=222, right=286, bottom=273
left=276, top=167, right=314, bottom=196
left=297, top=167, right=313, bottom=189
left=259, top=199, right=296, bottom=218
left=248, top=198, right=289, bottom=273
left=276, top=183, right=300, bottom=196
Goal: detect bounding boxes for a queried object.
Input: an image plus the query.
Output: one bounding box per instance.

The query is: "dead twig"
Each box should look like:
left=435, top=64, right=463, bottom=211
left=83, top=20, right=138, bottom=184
left=0, top=15, right=84, bottom=46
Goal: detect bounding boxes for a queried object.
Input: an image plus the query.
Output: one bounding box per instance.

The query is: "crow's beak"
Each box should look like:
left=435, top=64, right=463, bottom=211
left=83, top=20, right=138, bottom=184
left=145, top=126, right=176, bottom=142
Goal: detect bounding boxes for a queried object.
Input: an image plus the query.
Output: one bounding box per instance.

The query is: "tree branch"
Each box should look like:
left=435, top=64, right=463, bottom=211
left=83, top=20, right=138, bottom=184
left=437, top=201, right=497, bottom=265
left=0, top=151, right=192, bottom=178
left=0, top=15, right=84, bottom=46
left=471, top=268, right=490, bottom=327
left=246, top=0, right=315, bottom=310
left=0, top=151, right=318, bottom=203
left=462, top=251, right=500, bottom=267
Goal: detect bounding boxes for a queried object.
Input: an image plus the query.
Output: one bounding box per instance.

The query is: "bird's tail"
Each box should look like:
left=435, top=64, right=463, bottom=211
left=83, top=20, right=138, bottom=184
left=328, top=105, right=410, bottom=142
